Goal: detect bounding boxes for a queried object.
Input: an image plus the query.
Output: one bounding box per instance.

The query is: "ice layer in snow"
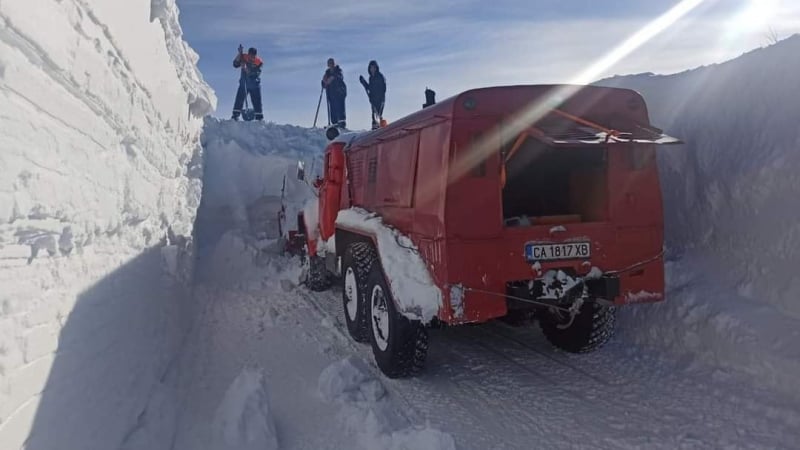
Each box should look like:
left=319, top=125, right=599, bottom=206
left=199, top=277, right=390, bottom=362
left=336, top=207, right=443, bottom=323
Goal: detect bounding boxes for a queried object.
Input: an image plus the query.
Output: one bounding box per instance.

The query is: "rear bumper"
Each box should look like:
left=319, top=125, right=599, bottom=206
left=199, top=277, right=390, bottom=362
left=506, top=275, right=620, bottom=308
left=440, top=243, right=664, bottom=325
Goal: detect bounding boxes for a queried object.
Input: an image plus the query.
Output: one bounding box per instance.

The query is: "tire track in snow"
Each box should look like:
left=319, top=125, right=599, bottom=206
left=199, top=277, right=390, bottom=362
left=297, top=282, right=800, bottom=449
left=297, top=287, right=498, bottom=449
left=298, top=286, right=605, bottom=448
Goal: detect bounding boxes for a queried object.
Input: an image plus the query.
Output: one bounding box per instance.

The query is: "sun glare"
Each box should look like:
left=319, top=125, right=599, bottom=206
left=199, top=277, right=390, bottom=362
left=446, top=0, right=708, bottom=185
left=727, top=0, right=778, bottom=33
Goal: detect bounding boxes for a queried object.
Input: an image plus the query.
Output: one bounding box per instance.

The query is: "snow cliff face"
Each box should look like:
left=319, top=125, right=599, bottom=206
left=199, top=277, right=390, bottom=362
left=600, top=35, right=800, bottom=318
left=597, top=35, right=800, bottom=393
left=0, top=0, right=214, bottom=447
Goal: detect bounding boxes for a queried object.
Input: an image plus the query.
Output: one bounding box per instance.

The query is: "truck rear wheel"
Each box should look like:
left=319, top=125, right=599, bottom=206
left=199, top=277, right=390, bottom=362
left=341, top=242, right=376, bottom=343
left=539, top=302, right=616, bottom=353
left=305, top=255, right=332, bottom=292
left=366, top=262, right=428, bottom=378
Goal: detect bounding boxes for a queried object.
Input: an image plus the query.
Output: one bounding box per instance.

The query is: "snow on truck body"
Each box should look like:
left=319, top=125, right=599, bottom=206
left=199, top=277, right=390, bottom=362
left=299, top=84, right=681, bottom=376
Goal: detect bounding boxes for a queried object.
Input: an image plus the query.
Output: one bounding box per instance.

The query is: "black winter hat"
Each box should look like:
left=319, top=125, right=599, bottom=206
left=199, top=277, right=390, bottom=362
left=368, top=60, right=379, bottom=71
left=248, top=47, right=257, bottom=56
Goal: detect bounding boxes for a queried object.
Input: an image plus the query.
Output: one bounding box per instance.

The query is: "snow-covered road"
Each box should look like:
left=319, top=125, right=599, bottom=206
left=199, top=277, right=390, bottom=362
left=167, top=232, right=800, bottom=450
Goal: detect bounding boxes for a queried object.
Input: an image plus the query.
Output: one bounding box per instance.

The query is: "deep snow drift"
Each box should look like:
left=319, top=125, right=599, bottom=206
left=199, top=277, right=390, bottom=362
left=597, top=35, right=800, bottom=395
left=0, top=0, right=214, bottom=447
left=194, top=118, right=326, bottom=254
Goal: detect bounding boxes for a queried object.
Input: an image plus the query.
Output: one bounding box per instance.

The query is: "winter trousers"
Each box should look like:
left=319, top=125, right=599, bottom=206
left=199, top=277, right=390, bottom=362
left=327, top=93, right=346, bottom=126
left=370, top=100, right=384, bottom=129
left=232, top=81, right=263, bottom=120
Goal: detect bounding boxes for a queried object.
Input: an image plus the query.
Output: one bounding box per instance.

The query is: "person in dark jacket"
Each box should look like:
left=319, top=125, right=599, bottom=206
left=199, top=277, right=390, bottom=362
left=321, top=58, right=347, bottom=127
left=359, top=60, right=386, bottom=130
left=232, top=45, right=263, bottom=121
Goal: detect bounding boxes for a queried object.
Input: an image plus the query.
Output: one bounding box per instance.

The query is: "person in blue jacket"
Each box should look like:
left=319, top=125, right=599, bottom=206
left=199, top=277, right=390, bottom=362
left=321, top=58, right=347, bottom=127
left=232, top=45, right=263, bottom=121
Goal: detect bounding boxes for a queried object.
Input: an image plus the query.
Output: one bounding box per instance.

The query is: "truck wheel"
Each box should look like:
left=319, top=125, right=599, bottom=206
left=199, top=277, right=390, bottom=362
left=366, top=262, right=428, bottom=378
left=305, top=255, right=332, bottom=292
left=341, top=242, right=376, bottom=343
left=539, top=302, right=616, bottom=353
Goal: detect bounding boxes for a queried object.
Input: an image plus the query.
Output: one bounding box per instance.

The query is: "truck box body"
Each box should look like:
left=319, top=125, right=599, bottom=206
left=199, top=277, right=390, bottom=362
left=320, top=85, right=678, bottom=325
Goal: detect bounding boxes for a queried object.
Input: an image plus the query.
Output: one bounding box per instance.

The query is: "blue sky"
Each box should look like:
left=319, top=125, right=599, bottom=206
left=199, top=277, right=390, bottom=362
left=176, top=0, right=799, bottom=129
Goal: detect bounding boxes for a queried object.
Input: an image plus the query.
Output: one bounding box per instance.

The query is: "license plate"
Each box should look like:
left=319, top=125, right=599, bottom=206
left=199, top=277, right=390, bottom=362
left=525, top=242, right=591, bottom=261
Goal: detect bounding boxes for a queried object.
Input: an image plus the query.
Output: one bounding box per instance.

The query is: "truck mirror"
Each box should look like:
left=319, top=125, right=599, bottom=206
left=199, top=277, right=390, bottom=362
left=296, top=161, right=305, bottom=181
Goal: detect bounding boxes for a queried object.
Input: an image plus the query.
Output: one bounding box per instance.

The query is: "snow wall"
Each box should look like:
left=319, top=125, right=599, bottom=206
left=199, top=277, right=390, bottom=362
left=0, top=0, right=215, bottom=448
left=597, top=35, right=800, bottom=394
left=195, top=118, right=326, bottom=254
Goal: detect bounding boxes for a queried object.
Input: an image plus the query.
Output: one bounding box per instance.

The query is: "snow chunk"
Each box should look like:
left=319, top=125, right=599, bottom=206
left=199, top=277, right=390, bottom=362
left=585, top=266, right=604, bottom=280
left=625, top=290, right=663, bottom=303
left=540, top=270, right=581, bottom=299
left=336, top=208, right=442, bottom=323
left=449, top=284, right=465, bottom=320
left=319, top=357, right=455, bottom=450
left=319, top=356, right=386, bottom=404
left=303, top=197, right=320, bottom=241
left=212, top=368, right=279, bottom=450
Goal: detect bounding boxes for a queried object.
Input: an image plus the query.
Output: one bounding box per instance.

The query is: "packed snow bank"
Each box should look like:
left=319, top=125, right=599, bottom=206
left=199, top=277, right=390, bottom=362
left=0, top=0, right=214, bottom=447
left=172, top=225, right=453, bottom=450
left=597, top=35, right=800, bottom=394
left=212, top=368, right=279, bottom=450
left=319, top=357, right=456, bottom=450
left=336, top=208, right=443, bottom=323
left=195, top=118, right=324, bottom=250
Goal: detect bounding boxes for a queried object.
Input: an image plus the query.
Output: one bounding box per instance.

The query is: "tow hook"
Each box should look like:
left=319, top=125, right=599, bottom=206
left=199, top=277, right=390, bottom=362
left=556, top=286, right=587, bottom=329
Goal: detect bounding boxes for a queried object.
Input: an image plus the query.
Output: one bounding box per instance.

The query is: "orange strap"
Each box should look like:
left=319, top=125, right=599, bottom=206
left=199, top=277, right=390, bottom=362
left=500, top=126, right=548, bottom=188
left=551, top=109, right=619, bottom=140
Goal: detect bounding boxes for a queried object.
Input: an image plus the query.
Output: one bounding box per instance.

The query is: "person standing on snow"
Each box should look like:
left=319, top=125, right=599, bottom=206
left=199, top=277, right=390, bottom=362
left=321, top=58, right=347, bottom=127
left=232, top=45, right=264, bottom=121
left=359, top=60, right=386, bottom=130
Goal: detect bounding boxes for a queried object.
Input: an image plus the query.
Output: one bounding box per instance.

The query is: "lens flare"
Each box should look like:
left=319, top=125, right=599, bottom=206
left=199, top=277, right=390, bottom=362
left=449, top=0, right=707, bottom=183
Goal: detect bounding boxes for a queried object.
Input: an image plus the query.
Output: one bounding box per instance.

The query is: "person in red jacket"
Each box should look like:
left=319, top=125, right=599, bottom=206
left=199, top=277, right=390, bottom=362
left=321, top=58, right=347, bottom=127
left=232, top=45, right=263, bottom=121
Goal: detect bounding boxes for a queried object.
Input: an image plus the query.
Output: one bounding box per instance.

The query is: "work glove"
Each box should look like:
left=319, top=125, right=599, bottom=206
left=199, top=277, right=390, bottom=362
left=359, top=75, right=366, bottom=83
left=238, top=44, right=244, bottom=54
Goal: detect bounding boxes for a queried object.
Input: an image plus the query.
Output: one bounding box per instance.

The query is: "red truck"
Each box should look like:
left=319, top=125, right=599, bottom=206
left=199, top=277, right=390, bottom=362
left=295, top=84, right=681, bottom=378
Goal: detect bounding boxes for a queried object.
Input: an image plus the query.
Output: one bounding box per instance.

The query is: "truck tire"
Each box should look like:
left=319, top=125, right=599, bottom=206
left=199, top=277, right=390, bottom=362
left=306, top=255, right=332, bottom=292
left=365, top=261, right=428, bottom=378
left=539, top=302, right=616, bottom=353
left=341, top=242, right=376, bottom=343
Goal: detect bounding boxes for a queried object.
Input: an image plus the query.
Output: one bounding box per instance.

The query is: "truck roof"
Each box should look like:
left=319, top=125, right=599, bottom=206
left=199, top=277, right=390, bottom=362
left=346, top=84, right=656, bottom=149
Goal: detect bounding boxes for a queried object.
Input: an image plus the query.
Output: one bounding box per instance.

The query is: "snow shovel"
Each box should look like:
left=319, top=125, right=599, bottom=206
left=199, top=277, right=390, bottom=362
left=313, top=87, right=324, bottom=128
